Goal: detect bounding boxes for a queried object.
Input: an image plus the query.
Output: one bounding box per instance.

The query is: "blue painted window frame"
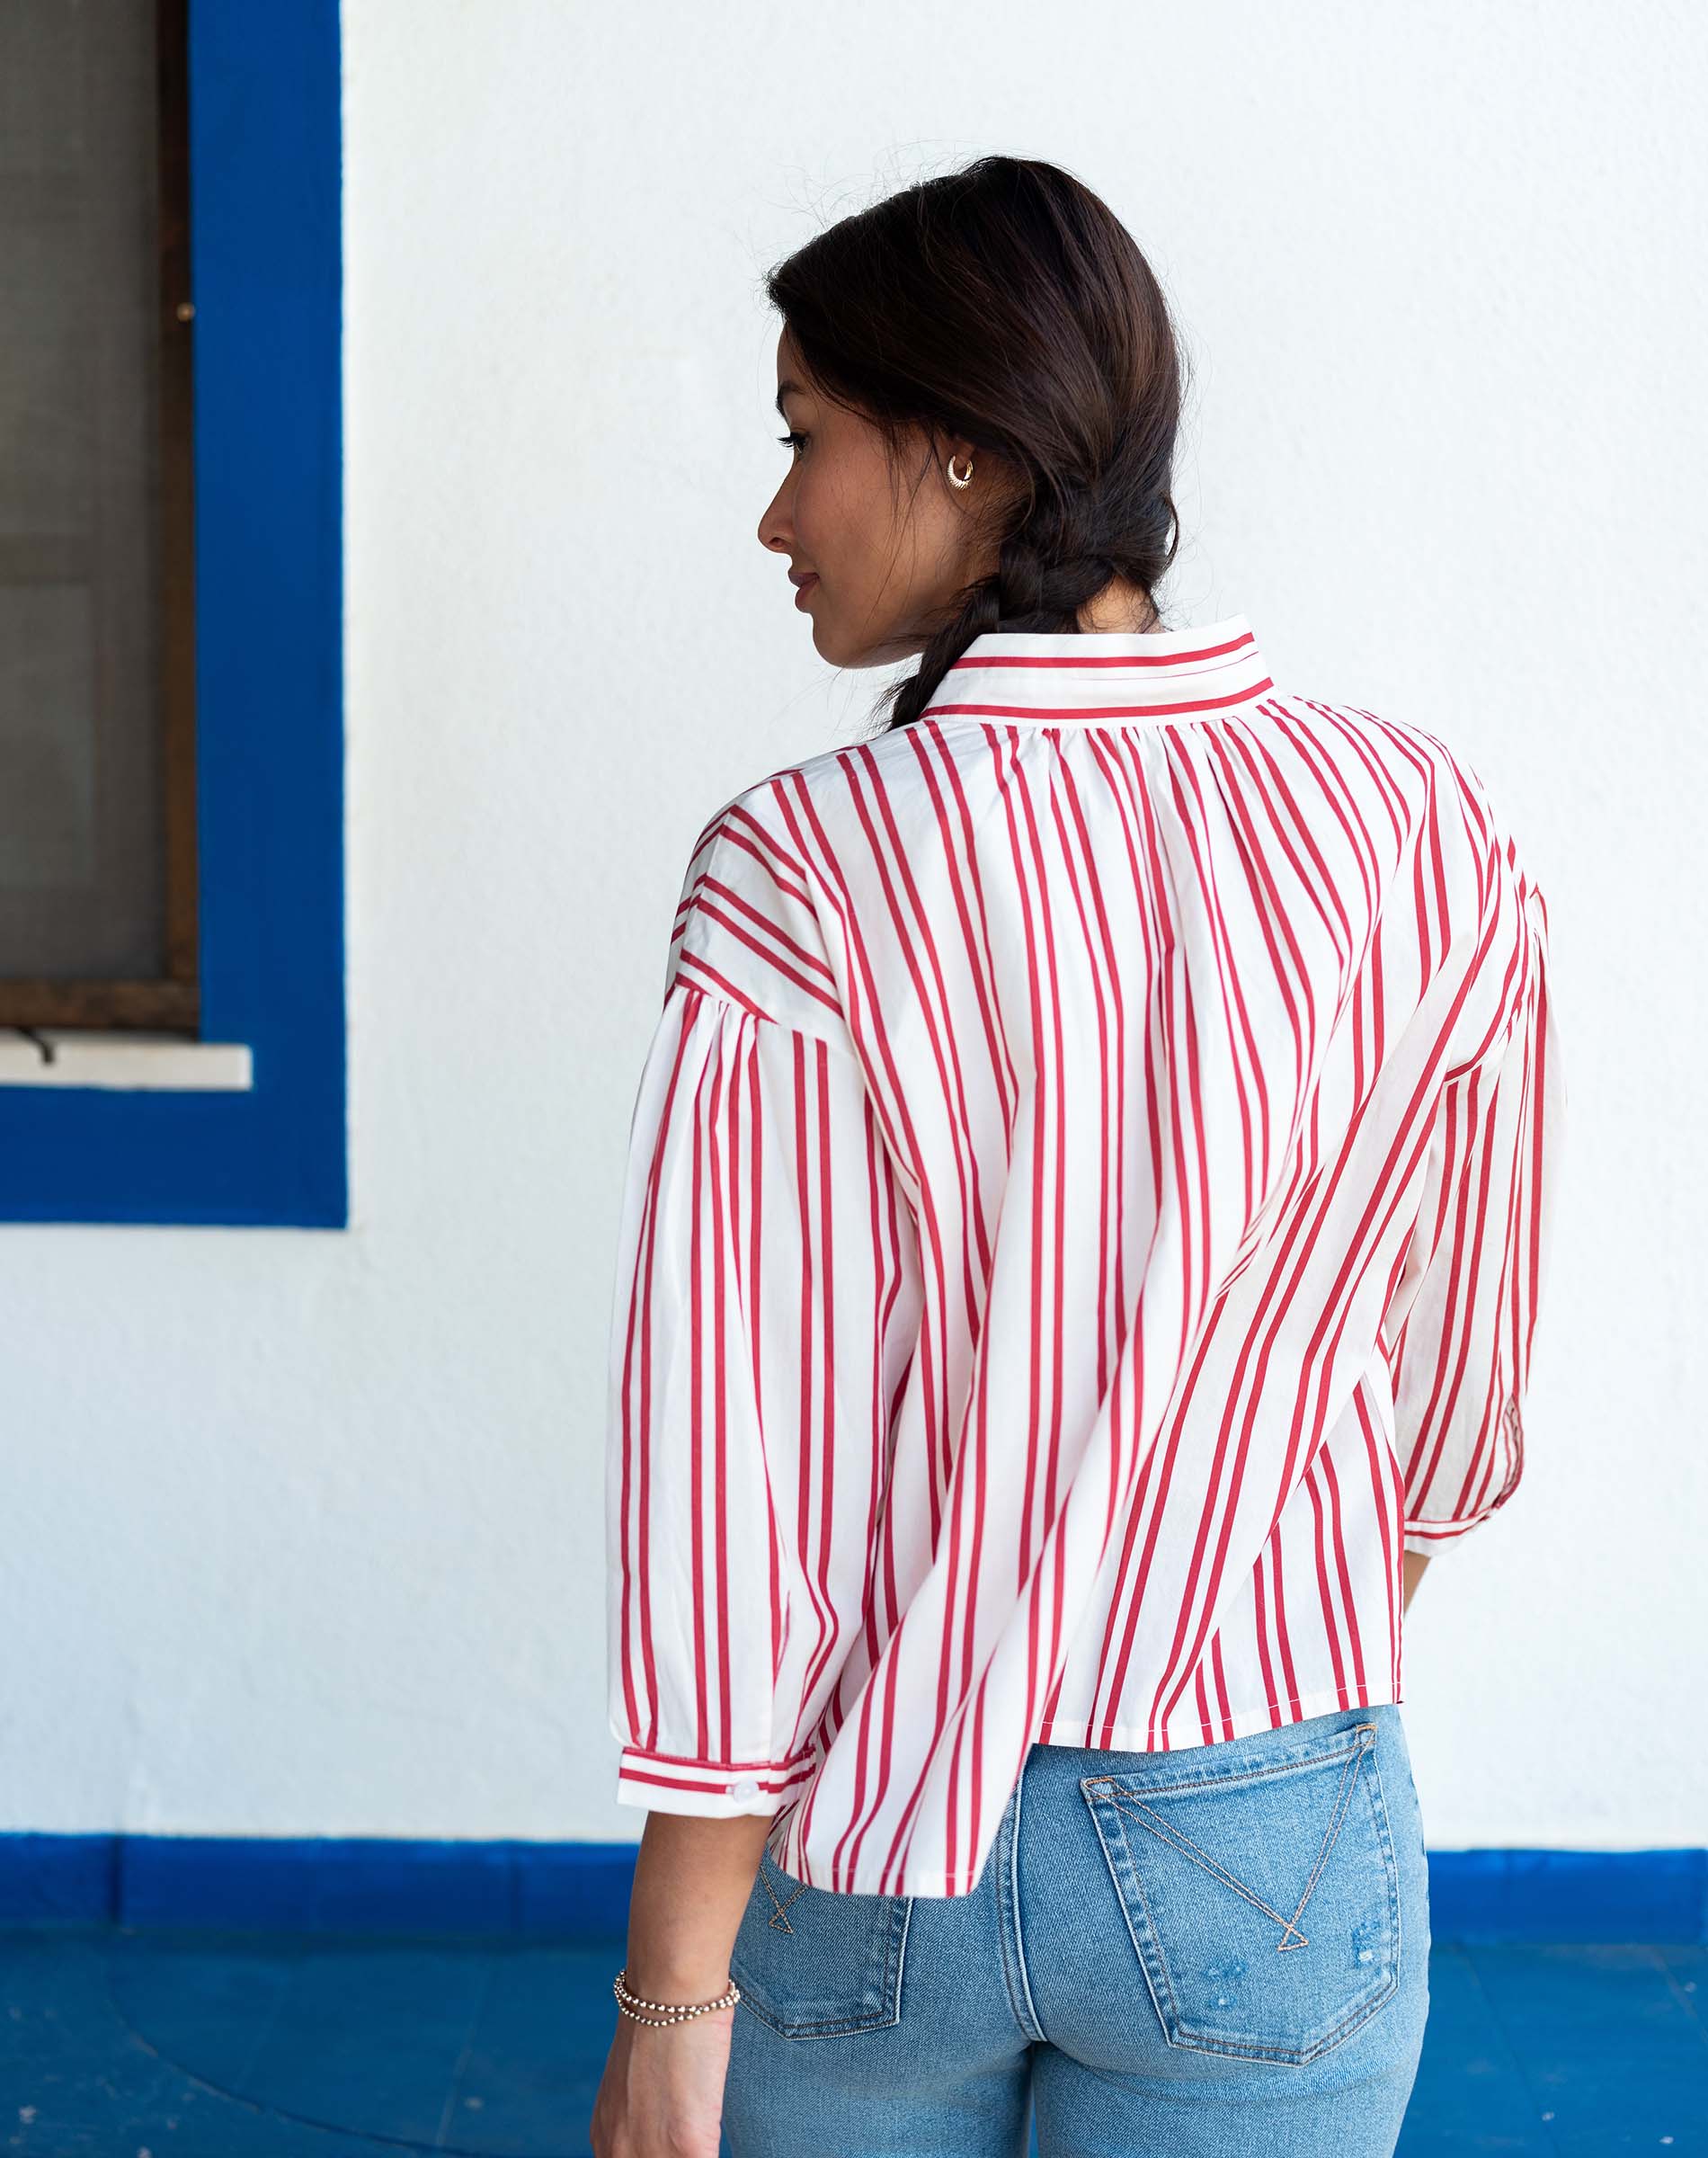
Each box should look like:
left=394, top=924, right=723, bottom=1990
left=0, top=0, right=345, bottom=1227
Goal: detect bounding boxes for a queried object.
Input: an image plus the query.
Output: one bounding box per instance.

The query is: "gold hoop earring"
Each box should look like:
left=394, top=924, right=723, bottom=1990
left=947, top=453, right=974, bottom=489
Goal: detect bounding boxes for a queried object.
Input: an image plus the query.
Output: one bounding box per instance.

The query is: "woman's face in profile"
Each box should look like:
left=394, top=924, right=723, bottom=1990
left=758, top=324, right=988, bottom=671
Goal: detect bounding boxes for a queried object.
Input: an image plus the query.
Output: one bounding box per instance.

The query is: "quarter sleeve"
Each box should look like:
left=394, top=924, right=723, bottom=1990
left=604, top=804, right=923, bottom=1815
left=1384, top=882, right=1566, bottom=1556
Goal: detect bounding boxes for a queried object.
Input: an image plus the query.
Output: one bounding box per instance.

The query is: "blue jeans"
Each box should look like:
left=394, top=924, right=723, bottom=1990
left=720, top=1703, right=1430, bottom=2156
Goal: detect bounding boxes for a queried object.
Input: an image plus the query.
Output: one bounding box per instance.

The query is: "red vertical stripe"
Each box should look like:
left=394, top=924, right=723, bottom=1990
left=605, top=620, right=1565, bottom=1899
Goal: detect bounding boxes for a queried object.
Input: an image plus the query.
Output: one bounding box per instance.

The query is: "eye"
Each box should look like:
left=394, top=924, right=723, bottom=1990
left=776, top=431, right=807, bottom=455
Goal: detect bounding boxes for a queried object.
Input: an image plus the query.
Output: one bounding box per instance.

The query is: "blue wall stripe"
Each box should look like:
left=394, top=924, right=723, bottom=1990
left=0, top=1836, right=1702, bottom=1945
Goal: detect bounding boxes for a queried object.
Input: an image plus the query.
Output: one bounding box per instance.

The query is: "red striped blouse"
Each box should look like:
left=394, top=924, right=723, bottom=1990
left=604, top=614, right=1565, bottom=1899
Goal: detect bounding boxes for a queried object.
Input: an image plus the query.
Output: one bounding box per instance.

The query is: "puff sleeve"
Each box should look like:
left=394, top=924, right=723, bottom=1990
left=1385, top=877, right=1566, bottom=1556
left=603, top=782, right=923, bottom=1815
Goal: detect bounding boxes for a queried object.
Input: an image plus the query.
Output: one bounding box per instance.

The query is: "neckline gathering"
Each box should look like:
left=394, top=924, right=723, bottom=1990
left=914, top=613, right=1274, bottom=727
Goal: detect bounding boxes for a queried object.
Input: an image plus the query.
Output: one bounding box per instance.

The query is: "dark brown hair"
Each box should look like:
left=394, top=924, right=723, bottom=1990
left=763, top=155, right=1189, bottom=734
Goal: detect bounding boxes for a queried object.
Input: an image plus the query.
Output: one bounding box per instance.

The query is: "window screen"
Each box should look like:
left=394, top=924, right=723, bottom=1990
left=0, top=0, right=191, bottom=1005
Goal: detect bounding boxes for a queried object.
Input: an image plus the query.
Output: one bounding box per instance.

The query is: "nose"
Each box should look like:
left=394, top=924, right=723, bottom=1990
left=757, top=484, right=794, bottom=558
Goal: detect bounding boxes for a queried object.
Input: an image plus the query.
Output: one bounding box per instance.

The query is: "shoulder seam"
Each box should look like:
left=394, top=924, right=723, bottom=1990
left=665, top=974, right=860, bottom=1058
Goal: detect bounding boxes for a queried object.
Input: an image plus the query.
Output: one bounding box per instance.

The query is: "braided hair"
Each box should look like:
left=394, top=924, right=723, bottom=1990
left=763, top=156, right=1188, bottom=735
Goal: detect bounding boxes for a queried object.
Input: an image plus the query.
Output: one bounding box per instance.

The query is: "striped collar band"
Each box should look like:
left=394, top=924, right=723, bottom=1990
left=916, top=613, right=1273, bottom=725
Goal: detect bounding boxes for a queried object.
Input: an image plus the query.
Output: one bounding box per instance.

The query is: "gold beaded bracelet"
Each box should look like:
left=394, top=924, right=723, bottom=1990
left=612, top=1966, right=742, bottom=2026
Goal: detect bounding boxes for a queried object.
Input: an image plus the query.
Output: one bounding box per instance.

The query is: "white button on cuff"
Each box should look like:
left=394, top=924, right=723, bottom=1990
left=728, top=1777, right=760, bottom=1801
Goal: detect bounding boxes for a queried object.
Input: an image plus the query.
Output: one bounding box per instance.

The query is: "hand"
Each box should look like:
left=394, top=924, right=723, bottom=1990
left=589, top=2001, right=734, bottom=2158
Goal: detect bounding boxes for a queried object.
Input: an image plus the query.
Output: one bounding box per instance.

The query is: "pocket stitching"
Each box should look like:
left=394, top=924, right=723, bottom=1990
left=730, top=1878, right=914, bottom=2039
left=1102, top=1726, right=1373, bottom=1952
left=1079, top=1726, right=1402, bottom=2064
left=757, top=1859, right=808, bottom=1933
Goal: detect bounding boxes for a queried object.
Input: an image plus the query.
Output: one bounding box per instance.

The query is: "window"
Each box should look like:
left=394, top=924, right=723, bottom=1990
left=0, top=1, right=345, bottom=1226
left=1, top=0, right=196, bottom=1029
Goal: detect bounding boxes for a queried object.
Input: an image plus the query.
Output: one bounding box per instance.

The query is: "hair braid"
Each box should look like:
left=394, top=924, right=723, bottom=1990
left=885, top=480, right=1180, bottom=733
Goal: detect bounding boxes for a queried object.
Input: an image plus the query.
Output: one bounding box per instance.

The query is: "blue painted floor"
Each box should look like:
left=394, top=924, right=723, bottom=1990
left=0, top=1924, right=1703, bottom=2155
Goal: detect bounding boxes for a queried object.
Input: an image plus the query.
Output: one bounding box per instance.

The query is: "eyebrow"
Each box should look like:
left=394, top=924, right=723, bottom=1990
left=774, top=377, right=808, bottom=419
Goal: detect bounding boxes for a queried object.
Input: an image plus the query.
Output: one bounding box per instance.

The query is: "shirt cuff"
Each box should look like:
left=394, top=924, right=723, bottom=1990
left=1402, top=1515, right=1486, bottom=1556
left=614, top=1743, right=818, bottom=1816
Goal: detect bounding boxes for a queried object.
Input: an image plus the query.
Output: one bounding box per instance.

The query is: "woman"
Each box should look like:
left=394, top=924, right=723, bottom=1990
left=592, top=155, right=1564, bottom=2158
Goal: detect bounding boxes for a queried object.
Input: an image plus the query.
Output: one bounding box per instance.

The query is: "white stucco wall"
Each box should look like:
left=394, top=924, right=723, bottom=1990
left=3, top=0, right=1701, bottom=1860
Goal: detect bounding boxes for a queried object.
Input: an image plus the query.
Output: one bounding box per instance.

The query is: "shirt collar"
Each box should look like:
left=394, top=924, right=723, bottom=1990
left=915, top=613, right=1273, bottom=725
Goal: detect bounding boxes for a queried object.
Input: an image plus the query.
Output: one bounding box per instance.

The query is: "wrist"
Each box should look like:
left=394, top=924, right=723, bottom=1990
left=620, top=1961, right=734, bottom=2006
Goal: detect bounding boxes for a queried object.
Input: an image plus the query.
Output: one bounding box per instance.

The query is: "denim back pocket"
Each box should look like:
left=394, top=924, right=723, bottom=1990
left=1079, top=1719, right=1400, bottom=2064
left=727, top=1854, right=913, bottom=2038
